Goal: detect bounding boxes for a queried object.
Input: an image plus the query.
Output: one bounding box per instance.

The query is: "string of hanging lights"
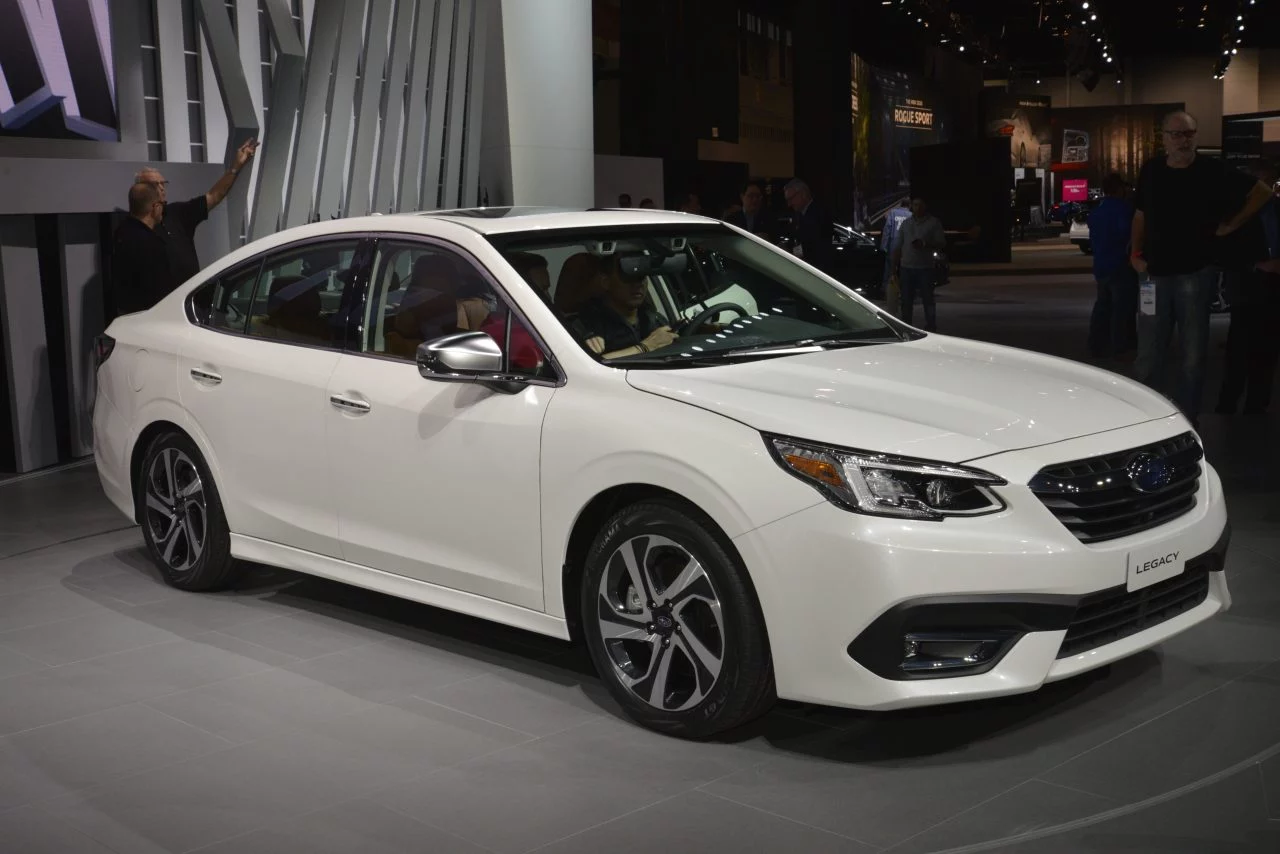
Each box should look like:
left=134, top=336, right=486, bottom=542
left=1214, top=0, right=1255, bottom=80
left=882, top=0, right=984, bottom=62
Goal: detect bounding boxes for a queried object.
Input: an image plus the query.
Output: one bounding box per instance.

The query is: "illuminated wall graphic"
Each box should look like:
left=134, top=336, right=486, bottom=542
left=1050, top=104, right=1180, bottom=194
left=981, top=91, right=1052, bottom=169
left=0, top=0, right=118, bottom=141
left=851, top=53, right=950, bottom=227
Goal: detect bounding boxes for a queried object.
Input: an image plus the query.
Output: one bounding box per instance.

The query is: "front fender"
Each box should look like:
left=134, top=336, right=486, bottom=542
left=539, top=383, right=821, bottom=619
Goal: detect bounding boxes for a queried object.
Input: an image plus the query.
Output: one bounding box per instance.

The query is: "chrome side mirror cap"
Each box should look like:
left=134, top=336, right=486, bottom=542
left=415, top=332, right=526, bottom=393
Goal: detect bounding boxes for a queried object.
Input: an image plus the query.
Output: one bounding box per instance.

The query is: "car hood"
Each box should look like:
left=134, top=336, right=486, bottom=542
left=625, top=335, right=1177, bottom=463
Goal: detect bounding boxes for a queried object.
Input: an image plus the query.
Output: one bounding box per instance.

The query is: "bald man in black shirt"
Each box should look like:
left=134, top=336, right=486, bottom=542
left=116, top=137, right=259, bottom=312
left=110, top=182, right=173, bottom=315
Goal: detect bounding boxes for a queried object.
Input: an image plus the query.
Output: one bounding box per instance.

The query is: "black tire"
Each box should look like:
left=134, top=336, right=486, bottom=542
left=137, top=431, right=239, bottom=592
left=581, top=499, right=776, bottom=738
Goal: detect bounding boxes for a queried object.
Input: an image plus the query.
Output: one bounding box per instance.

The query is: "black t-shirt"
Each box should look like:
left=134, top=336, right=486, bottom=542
left=573, top=298, right=669, bottom=352
left=1135, top=156, right=1259, bottom=275
left=155, top=195, right=209, bottom=287
left=110, top=217, right=173, bottom=315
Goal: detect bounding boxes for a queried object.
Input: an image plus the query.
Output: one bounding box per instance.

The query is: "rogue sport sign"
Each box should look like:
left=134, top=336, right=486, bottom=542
left=894, top=99, right=934, bottom=131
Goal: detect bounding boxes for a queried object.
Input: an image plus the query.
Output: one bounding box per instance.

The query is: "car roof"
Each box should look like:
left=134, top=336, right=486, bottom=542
left=413, top=206, right=723, bottom=235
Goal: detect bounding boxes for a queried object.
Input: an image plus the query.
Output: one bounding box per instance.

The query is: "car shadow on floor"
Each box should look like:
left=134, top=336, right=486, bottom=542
left=57, top=542, right=1241, bottom=764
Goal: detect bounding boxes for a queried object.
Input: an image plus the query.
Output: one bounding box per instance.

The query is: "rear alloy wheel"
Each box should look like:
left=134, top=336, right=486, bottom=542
left=582, top=501, right=775, bottom=738
left=139, top=433, right=237, bottom=591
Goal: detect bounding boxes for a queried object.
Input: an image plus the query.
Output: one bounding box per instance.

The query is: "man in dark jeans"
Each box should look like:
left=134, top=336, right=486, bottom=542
left=1087, top=173, right=1138, bottom=359
left=1131, top=111, right=1274, bottom=425
left=1216, top=163, right=1280, bottom=415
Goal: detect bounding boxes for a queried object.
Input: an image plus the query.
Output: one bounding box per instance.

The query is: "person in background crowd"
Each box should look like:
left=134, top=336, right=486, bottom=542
left=1087, top=173, right=1139, bottom=359
left=638, top=198, right=656, bottom=209
left=892, top=197, right=947, bottom=331
left=724, top=180, right=776, bottom=241
left=879, top=199, right=912, bottom=299
left=109, top=182, right=171, bottom=315
left=678, top=193, right=703, bottom=215
left=1215, top=161, right=1280, bottom=416
left=132, top=137, right=259, bottom=297
left=617, top=193, right=632, bottom=208
left=783, top=178, right=835, bottom=275
left=1131, top=110, right=1273, bottom=425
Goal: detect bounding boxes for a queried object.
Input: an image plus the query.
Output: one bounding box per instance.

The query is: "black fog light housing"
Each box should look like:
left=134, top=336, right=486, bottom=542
left=900, top=631, right=1019, bottom=674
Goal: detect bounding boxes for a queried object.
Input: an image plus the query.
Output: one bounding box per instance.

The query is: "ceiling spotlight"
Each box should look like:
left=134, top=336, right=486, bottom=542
left=1237, top=14, right=1243, bottom=20
left=1090, top=13, right=1097, bottom=20
left=1239, top=24, right=1245, bottom=31
left=959, top=45, right=965, bottom=51
left=1082, top=1, right=1089, bottom=7
left=1232, top=48, right=1238, bottom=54
left=1106, top=56, right=1113, bottom=63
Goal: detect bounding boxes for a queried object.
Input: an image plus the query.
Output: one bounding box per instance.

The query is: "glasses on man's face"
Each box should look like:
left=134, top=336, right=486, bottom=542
left=1163, top=129, right=1197, bottom=140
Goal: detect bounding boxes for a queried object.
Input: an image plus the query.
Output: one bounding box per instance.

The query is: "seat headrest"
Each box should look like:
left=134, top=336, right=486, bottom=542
left=555, top=252, right=606, bottom=315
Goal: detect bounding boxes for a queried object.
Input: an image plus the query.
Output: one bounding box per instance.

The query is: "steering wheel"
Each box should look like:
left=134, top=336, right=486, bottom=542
left=675, top=302, right=748, bottom=336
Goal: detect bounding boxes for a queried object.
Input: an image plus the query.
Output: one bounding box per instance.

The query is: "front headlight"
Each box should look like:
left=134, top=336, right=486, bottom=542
left=766, top=435, right=1007, bottom=520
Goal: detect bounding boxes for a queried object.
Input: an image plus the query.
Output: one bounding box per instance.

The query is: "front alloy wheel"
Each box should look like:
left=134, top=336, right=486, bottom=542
left=582, top=500, right=775, bottom=738
left=596, top=534, right=726, bottom=712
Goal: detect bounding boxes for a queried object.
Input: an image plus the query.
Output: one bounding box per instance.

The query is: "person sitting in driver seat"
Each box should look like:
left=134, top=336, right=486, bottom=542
left=573, top=258, right=678, bottom=358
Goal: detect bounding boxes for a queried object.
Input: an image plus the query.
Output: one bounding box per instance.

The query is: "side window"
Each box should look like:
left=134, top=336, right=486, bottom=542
left=245, top=240, right=364, bottom=348
left=189, top=263, right=260, bottom=333
left=365, top=241, right=552, bottom=380
left=364, top=241, right=497, bottom=360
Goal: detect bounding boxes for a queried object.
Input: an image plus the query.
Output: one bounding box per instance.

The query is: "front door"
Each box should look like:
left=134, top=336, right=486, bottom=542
left=326, top=238, right=558, bottom=610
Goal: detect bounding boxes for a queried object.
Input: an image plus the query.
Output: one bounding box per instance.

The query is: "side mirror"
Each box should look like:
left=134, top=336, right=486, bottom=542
left=416, top=332, right=525, bottom=393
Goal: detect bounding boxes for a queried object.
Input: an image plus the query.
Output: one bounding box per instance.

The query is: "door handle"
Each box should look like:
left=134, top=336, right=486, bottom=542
left=190, top=368, right=222, bottom=385
left=329, top=394, right=371, bottom=414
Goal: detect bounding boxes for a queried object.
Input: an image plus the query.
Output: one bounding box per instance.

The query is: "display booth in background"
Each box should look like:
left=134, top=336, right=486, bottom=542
left=909, top=138, right=1014, bottom=264
left=1222, top=109, right=1280, bottom=171
left=851, top=54, right=955, bottom=230
left=1048, top=103, right=1183, bottom=202
left=982, top=91, right=1053, bottom=170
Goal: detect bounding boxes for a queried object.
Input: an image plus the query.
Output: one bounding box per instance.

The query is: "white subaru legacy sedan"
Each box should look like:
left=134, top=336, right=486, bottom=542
left=93, top=208, right=1231, bottom=738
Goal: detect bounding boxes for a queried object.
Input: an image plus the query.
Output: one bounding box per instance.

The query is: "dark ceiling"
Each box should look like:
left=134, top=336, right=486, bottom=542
left=742, top=1, right=1280, bottom=81
left=877, top=0, right=1280, bottom=80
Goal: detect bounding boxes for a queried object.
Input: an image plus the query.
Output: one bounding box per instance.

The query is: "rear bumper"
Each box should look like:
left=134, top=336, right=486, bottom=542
left=92, top=391, right=134, bottom=523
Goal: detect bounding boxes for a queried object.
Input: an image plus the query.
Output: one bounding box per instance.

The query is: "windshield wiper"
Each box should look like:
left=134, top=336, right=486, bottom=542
left=806, top=331, right=902, bottom=347
left=606, top=343, right=825, bottom=367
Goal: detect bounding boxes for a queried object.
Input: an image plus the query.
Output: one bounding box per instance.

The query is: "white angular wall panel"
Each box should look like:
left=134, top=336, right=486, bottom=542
left=497, top=0, right=593, bottom=207
left=135, top=0, right=591, bottom=242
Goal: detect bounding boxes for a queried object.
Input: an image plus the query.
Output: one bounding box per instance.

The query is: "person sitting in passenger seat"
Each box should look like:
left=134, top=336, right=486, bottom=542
left=504, top=251, right=605, bottom=356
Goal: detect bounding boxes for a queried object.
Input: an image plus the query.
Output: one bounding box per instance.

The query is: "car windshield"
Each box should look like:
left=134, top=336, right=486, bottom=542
left=488, top=226, right=909, bottom=368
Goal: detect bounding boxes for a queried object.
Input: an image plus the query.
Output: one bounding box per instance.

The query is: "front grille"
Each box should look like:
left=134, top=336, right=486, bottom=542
left=1029, top=433, right=1203, bottom=544
left=1056, top=564, right=1211, bottom=659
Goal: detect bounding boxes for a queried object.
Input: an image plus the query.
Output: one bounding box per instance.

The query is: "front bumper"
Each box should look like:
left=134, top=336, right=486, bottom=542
left=733, top=421, right=1232, bottom=712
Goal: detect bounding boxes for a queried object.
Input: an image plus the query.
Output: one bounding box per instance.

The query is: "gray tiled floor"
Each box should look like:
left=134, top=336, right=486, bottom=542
left=1, top=274, right=1278, bottom=853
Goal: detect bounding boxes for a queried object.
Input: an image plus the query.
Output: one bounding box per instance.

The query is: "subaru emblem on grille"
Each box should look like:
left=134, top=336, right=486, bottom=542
left=1126, top=452, right=1173, bottom=493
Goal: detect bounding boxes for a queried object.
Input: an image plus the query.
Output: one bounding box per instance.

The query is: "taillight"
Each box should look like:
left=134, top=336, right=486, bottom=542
left=94, top=334, right=116, bottom=368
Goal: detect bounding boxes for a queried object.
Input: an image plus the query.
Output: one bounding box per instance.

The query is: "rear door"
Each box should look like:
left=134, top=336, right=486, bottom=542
left=178, top=237, right=374, bottom=557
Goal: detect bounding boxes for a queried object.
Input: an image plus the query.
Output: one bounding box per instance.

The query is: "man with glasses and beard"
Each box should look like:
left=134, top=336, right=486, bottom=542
left=1130, top=111, right=1273, bottom=426
left=115, top=137, right=259, bottom=314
